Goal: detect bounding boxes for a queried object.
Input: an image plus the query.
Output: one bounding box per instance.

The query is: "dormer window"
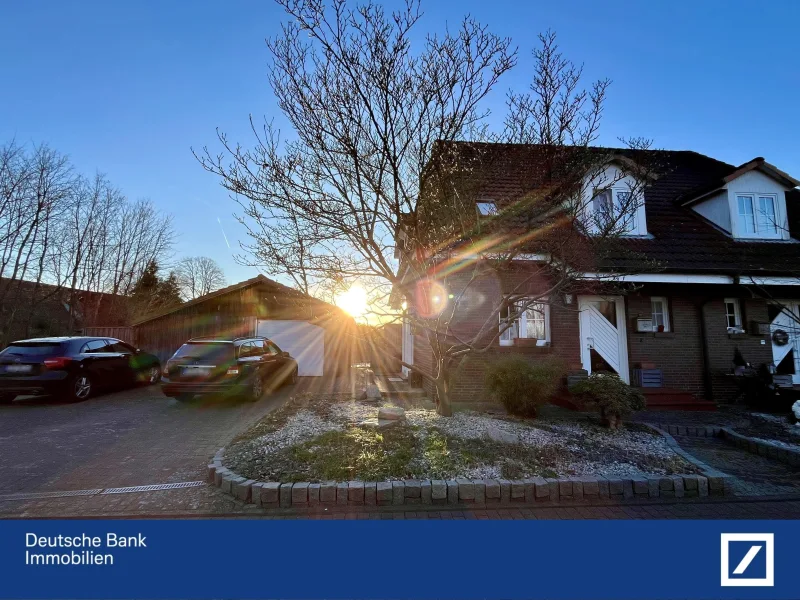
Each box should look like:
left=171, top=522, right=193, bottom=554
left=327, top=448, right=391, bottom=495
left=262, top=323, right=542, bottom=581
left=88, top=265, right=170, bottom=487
left=735, top=194, right=780, bottom=239
left=589, top=186, right=646, bottom=236
left=476, top=201, right=497, bottom=217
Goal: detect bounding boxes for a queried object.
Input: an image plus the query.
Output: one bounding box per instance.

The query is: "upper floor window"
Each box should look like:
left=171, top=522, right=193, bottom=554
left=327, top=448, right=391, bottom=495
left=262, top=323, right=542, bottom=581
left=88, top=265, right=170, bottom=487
left=590, top=187, right=646, bottom=236
left=735, top=194, right=781, bottom=239
left=499, top=299, right=550, bottom=346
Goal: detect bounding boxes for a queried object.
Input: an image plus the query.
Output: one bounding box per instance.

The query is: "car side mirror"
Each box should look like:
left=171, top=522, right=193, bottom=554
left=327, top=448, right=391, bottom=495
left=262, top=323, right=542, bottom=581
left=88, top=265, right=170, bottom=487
left=281, top=351, right=290, bottom=358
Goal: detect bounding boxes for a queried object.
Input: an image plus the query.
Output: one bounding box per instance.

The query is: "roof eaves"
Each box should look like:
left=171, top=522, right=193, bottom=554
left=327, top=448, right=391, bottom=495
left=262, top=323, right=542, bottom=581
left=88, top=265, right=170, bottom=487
left=132, top=274, right=296, bottom=326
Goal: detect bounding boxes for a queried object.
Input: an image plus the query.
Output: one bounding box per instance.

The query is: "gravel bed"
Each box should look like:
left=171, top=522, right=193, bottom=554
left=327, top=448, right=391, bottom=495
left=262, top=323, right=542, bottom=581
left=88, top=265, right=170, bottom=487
left=226, top=398, right=700, bottom=481
left=255, top=411, right=342, bottom=454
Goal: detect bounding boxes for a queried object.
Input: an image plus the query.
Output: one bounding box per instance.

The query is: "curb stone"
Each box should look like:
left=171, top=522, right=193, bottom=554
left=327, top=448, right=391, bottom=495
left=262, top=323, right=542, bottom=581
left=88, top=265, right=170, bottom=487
left=718, top=427, right=800, bottom=467
left=210, top=441, right=731, bottom=509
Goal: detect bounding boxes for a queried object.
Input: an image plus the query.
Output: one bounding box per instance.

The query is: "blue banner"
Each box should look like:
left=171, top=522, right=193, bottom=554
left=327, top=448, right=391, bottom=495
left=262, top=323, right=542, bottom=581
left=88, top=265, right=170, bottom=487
left=0, top=519, right=797, bottom=599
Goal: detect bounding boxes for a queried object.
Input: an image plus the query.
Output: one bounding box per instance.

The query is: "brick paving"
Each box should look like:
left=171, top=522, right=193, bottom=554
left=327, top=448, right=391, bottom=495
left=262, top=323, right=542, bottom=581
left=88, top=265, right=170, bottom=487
left=673, top=434, right=800, bottom=496
left=0, top=379, right=352, bottom=494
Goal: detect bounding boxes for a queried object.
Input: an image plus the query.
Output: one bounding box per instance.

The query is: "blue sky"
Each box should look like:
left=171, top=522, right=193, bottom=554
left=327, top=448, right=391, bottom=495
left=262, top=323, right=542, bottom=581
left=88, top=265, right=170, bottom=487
left=2, top=0, right=799, bottom=285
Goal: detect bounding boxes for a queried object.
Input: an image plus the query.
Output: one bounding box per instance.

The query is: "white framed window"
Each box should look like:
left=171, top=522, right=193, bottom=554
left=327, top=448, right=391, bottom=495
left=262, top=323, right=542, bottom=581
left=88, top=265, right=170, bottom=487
left=590, top=187, right=646, bottom=236
left=476, top=201, right=497, bottom=217
left=651, top=297, right=670, bottom=332
left=724, top=298, right=743, bottom=332
left=735, top=193, right=781, bottom=239
left=499, top=299, right=551, bottom=346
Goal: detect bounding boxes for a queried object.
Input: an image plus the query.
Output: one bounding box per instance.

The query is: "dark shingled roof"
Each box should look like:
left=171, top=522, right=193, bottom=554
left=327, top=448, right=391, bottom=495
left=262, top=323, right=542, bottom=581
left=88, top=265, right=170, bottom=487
left=437, top=141, right=800, bottom=276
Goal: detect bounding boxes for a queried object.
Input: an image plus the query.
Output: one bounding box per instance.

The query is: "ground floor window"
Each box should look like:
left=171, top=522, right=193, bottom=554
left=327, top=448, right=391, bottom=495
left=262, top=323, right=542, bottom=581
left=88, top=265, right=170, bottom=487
left=499, top=299, right=550, bottom=346
left=724, top=298, right=743, bottom=332
left=650, top=297, right=670, bottom=332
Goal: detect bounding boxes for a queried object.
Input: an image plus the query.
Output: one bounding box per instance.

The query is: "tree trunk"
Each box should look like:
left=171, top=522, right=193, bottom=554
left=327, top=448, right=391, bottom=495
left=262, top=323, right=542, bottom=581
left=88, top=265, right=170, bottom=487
left=435, top=369, right=453, bottom=417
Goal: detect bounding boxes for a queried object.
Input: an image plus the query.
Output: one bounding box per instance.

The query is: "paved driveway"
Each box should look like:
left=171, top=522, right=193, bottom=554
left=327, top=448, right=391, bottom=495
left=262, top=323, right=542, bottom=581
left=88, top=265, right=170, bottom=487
left=0, top=381, right=310, bottom=494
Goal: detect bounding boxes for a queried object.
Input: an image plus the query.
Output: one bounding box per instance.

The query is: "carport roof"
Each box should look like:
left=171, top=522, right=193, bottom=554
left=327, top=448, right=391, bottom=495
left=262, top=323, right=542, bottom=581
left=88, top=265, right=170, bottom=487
left=132, top=274, right=336, bottom=326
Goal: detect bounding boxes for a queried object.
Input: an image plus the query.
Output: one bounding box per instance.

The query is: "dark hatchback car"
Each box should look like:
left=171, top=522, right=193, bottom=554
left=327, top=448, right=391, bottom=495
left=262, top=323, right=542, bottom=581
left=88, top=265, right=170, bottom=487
left=160, top=336, right=298, bottom=402
left=0, top=337, right=161, bottom=404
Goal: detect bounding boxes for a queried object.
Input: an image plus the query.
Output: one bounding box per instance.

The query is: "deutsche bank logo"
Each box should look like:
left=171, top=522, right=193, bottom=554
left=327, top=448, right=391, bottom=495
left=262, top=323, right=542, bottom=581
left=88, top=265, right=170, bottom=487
left=720, top=533, right=774, bottom=587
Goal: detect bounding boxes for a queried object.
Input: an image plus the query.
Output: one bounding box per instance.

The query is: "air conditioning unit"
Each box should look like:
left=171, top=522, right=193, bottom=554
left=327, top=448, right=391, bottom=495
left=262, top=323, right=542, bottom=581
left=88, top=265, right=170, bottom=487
left=749, top=321, right=771, bottom=335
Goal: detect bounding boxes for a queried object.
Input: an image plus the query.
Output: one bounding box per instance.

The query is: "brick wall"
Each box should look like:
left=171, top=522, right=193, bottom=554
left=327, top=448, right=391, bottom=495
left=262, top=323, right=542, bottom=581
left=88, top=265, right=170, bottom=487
left=703, top=297, right=773, bottom=401
left=406, top=265, right=580, bottom=403
left=407, top=270, right=786, bottom=404
left=626, top=294, right=705, bottom=397
left=626, top=289, right=774, bottom=402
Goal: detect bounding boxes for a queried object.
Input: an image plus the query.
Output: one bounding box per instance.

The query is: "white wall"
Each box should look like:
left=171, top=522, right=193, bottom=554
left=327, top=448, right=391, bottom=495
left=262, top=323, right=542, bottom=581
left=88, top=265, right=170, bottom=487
left=692, top=190, right=732, bottom=232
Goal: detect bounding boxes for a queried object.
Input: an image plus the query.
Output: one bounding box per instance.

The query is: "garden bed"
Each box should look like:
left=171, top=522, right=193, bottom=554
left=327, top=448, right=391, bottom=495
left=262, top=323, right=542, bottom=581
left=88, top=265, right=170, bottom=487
left=224, top=394, right=701, bottom=483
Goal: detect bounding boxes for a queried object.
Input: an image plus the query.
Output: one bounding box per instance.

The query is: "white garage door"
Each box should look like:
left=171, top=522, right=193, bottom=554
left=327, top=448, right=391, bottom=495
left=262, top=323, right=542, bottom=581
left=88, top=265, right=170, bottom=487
left=255, top=320, right=325, bottom=376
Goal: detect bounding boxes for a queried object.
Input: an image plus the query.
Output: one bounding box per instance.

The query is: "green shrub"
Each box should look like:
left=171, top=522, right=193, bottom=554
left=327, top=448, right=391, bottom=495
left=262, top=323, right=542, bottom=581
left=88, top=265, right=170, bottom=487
left=571, top=373, right=646, bottom=428
left=484, top=355, right=566, bottom=417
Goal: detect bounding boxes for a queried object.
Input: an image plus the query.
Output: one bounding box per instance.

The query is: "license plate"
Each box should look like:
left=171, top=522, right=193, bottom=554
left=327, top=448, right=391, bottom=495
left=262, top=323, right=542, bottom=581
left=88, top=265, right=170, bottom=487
left=182, top=367, right=211, bottom=378
left=5, top=365, right=31, bottom=373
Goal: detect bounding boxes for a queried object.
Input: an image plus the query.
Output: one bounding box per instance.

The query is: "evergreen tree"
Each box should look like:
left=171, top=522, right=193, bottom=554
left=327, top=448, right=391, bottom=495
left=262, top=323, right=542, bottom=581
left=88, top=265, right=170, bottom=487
left=130, top=260, right=182, bottom=318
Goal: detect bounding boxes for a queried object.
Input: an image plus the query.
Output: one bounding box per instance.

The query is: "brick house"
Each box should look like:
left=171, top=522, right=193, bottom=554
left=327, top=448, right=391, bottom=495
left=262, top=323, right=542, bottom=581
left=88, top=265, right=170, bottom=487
left=398, top=142, right=800, bottom=407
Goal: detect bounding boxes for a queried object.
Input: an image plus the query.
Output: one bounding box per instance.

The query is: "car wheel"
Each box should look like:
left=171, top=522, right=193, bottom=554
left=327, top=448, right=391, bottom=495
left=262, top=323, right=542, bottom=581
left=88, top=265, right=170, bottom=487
left=249, top=374, right=264, bottom=402
left=289, top=367, right=298, bottom=386
left=67, top=374, right=92, bottom=402
left=146, top=366, right=161, bottom=385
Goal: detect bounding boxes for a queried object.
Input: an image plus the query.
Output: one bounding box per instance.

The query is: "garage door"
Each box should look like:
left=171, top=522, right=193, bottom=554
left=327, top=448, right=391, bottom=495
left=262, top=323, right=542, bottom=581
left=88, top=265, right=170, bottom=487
left=255, top=320, right=324, bottom=376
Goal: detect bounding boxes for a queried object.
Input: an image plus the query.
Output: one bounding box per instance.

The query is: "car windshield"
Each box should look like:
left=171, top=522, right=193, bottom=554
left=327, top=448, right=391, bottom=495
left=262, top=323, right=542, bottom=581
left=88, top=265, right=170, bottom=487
left=0, top=342, right=64, bottom=357
left=172, top=342, right=234, bottom=364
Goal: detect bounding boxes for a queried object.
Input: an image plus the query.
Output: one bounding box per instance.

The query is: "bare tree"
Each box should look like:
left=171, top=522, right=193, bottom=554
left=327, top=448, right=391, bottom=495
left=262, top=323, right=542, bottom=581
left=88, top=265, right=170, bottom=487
left=0, top=140, right=176, bottom=341
left=196, top=2, right=653, bottom=415
left=175, top=256, right=227, bottom=300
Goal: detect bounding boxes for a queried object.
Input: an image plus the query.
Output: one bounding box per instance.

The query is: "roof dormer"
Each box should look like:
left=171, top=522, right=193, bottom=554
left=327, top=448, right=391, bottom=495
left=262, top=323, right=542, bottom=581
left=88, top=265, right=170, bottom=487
left=582, top=162, right=648, bottom=237
left=684, top=158, right=798, bottom=241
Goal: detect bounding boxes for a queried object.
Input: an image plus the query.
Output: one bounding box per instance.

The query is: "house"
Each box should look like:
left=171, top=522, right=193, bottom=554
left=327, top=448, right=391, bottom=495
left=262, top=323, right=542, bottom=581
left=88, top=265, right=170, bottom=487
left=398, top=142, right=800, bottom=407
left=132, top=274, right=359, bottom=376
left=0, top=277, right=128, bottom=343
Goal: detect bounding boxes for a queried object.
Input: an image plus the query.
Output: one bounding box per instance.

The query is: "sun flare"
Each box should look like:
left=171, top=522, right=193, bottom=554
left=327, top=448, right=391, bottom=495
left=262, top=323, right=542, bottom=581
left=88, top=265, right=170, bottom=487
left=337, top=285, right=368, bottom=318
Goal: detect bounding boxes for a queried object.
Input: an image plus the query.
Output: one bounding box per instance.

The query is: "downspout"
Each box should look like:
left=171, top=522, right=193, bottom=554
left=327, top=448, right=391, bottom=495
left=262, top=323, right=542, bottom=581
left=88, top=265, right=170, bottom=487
left=697, top=297, right=714, bottom=401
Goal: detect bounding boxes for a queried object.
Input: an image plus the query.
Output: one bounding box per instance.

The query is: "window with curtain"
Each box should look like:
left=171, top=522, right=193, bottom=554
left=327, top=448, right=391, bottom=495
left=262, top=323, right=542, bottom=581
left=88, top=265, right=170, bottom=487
left=724, top=298, right=743, bottom=332
left=499, top=299, right=550, bottom=346
left=651, top=297, right=670, bottom=332
left=590, top=187, right=645, bottom=235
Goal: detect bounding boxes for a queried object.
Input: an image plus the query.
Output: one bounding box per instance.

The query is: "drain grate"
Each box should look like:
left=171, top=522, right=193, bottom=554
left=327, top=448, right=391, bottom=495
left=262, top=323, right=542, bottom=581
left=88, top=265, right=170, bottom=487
left=0, top=488, right=103, bottom=502
left=0, top=480, right=206, bottom=502
left=101, top=481, right=205, bottom=494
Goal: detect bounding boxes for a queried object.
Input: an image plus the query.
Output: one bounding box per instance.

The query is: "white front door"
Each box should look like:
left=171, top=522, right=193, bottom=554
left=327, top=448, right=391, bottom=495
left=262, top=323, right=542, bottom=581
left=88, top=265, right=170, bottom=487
left=255, top=320, right=325, bottom=376
left=401, top=318, right=414, bottom=378
left=770, top=301, right=800, bottom=384
left=578, top=295, right=630, bottom=383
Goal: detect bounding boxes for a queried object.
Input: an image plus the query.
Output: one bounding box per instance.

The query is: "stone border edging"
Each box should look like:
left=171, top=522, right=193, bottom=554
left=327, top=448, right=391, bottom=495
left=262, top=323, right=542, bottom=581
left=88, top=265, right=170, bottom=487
left=718, top=427, right=800, bottom=467
left=642, top=424, right=732, bottom=496
left=650, top=424, right=723, bottom=438
left=649, top=421, right=800, bottom=467
left=206, top=443, right=729, bottom=510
